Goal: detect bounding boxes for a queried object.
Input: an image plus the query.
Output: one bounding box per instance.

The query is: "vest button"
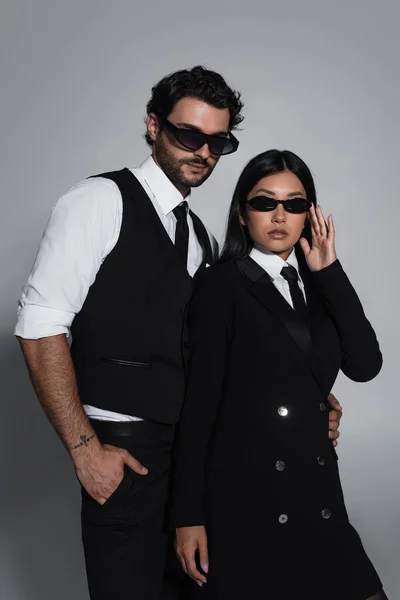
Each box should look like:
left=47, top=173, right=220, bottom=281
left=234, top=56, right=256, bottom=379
left=275, top=460, right=286, bottom=471
left=278, top=406, right=288, bottom=417
left=319, top=402, right=327, bottom=411
left=317, top=456, right=325, bottom=466
left=321, top=508, right=331, bottom=520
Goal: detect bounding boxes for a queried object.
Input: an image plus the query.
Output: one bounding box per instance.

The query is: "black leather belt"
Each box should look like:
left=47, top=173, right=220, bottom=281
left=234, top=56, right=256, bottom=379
left=89, top=418, right=174, bottom=437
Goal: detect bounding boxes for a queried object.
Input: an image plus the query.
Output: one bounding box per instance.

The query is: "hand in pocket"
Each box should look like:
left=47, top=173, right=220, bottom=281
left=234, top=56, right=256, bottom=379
left=75, top=443, right=148, bottom=505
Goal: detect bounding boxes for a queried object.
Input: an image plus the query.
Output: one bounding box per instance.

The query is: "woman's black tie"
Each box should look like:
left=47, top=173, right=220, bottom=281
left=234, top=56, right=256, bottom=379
left=281, top=265, right=308, bottom=323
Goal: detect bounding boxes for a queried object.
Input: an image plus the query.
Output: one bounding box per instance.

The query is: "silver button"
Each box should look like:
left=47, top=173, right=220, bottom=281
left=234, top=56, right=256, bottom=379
left=276, top=460, right=286, bottom=471
left=317, top=456, right=325, bottom=466
left=278, top=514, right=288, bottom=524
left=319, top=402, right=327, bottom=412
left=278, top=406, right=288, bottom=417
left=321, top=509, right=331, bottom=520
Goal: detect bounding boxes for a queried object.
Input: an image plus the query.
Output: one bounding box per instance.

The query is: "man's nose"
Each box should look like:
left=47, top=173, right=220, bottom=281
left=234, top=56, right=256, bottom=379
left=193, top=143, right=211, bottom=161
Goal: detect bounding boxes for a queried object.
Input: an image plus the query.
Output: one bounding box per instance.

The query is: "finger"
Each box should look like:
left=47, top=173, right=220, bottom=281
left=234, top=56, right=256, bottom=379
left=100, top=475, right=124, bottom=503
left=299, top=237, right=311, bottom=257
left=177, top=551, right=189, bottom=575
left=329, top=429, right=340, bottom=440
left=332, top=439, right=338, bottom=447
left=310, top=205, right=320, bottom=237
left=185, top=549, right=207, bottom=584
left=182, top=546, right=207, bottom=583
left=327, top=214, right=335, bottom=242
left=328, top=409, right=342, bottom=422
left=122, top=450, right=148, bottom=475
left=198, top=536, right=209, bottom=574
left=316, top=206, right=327, bottom=237
left=94, top=496, right=107, bottom=505
left=328, top=420, right=337, bottom=433
left=187, top=559, right=207, bottom=584
left=328, top=419, right=339, bottom=431
left=327, top=393, right=343, bottom=412
left=328, top=406, right=342, bottom=418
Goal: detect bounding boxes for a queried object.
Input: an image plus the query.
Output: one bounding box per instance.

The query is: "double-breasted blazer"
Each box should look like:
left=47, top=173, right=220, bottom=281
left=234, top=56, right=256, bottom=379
left=171, top=254, right=383, bottom=599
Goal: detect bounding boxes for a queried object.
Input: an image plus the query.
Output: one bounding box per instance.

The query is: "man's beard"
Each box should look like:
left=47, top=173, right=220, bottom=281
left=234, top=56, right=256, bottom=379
left=154, top=136, right=215, bottom=189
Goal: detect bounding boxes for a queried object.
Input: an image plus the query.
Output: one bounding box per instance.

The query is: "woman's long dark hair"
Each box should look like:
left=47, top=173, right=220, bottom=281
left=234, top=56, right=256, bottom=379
left=219, top=149, right=317, bottom=264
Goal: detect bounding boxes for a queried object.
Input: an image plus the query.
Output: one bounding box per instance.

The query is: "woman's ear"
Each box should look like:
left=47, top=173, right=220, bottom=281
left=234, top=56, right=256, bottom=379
left=239, top=213, right=246, bottom=227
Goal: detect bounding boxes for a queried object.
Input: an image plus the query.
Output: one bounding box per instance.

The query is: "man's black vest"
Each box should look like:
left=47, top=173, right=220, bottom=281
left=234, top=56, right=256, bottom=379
left=70, top=168, right=214, bottom=424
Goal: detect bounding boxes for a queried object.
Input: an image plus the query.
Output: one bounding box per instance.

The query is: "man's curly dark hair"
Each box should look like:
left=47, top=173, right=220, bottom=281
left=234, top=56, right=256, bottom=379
left=144, top=65, right=244, bottom=146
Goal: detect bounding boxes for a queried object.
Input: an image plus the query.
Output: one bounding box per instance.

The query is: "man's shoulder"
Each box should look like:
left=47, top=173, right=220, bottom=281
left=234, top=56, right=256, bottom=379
left=51, top=171, right=125, bottom=222
left=67, top=170, right=123, bottom=196
left=60, top=166, right=145, bottom=207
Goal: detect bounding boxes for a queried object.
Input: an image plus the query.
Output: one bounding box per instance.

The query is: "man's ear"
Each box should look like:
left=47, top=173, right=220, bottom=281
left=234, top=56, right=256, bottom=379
left=146, top=113, right=160, bottom=144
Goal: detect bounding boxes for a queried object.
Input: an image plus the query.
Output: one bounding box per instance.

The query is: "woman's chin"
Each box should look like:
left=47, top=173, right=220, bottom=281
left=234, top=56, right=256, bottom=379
left=260, top=239, right=294, bottom=256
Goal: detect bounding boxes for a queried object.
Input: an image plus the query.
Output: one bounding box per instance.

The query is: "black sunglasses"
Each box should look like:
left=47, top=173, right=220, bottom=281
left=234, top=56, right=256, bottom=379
left=162, top=119, right=239, bottom=156
left=247, top=196, right=312, bottom=214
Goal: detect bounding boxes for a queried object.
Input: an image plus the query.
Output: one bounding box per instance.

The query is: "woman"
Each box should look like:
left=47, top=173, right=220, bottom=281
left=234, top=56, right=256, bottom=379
left=172, top=150, right=387, bottom=599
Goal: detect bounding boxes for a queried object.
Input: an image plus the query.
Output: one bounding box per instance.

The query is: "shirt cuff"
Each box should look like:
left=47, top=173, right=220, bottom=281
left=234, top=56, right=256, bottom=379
left=14, top=305, right=74, bottom=339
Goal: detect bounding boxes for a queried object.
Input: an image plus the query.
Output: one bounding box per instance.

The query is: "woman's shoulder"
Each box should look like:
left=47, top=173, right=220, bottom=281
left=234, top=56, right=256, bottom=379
left=193, top=261, right=242, bottom=292
left=194, top=261, right=242, bottom=297
left=190, top=262, right=243, bottom=317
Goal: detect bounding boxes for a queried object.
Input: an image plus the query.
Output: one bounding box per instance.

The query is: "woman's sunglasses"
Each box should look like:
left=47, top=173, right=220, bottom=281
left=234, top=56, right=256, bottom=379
left=162, top=119, right=239, bottom=156
left=247, top=196, right=312, bottom=214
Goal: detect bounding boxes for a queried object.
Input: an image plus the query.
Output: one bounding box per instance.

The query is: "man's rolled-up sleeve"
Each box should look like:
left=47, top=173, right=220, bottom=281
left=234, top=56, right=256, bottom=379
left=14, top=177, right=122, bottom=340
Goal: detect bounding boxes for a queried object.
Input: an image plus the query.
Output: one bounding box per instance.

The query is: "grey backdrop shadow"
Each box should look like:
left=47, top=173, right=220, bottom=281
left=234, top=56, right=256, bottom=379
left=0, top=341, right=88, bottom=600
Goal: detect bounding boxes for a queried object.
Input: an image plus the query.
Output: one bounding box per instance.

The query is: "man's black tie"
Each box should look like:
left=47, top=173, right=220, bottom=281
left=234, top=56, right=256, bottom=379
left=281, top=265, right=308, bottom=322
left=173, top=201, right=189, bottom=266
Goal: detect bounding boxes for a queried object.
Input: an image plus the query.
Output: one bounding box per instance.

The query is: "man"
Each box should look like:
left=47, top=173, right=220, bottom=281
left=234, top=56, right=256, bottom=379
left=15, top=66, right=342, bottom=600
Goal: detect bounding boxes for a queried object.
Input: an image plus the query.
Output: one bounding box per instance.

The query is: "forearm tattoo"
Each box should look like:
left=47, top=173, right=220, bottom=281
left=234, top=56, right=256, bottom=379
left=71, top=434, right=96, bottom=450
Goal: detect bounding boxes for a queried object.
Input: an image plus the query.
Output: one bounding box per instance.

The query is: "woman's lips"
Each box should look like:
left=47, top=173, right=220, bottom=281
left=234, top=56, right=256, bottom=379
left=268, top=229, right=288, bottom=240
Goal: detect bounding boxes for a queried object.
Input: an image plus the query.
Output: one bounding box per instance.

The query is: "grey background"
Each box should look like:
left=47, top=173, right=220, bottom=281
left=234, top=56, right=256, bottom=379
left=1, top=0, right=399, bottom=598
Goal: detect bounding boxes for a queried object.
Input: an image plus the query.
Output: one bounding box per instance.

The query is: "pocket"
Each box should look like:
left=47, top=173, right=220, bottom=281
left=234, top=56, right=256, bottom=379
left=100, top=357, right=151, bottom=369
left=81, top=466, right=136, bottom=510
left=101, top=466, right=136, bottom=508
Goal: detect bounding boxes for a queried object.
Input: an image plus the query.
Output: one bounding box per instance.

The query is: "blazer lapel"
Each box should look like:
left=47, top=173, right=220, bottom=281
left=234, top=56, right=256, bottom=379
left=237, top=256, right=326, bottom=394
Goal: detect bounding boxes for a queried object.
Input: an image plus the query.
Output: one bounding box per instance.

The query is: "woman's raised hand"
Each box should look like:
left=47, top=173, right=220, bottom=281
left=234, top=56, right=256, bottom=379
left=300, top=205, right=337, bottom=272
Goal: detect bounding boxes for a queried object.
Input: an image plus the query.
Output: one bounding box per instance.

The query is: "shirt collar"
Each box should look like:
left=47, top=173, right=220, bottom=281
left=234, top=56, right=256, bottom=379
left=134, top=155, right=191, bottom=216
left=250, top=245, right=300, bottom=280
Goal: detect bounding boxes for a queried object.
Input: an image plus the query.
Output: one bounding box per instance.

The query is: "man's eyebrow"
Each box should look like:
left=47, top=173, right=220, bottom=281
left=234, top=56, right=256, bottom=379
left=176, top=122, right=229, bottom=136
